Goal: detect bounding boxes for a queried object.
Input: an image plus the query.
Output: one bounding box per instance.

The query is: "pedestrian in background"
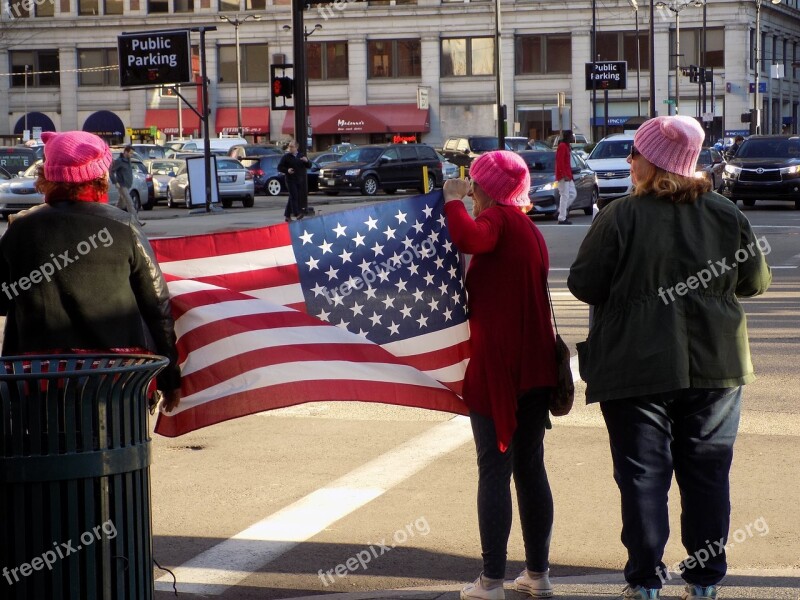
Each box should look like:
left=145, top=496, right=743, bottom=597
left=555, top=130, right=577, bottom=225
left=568, top=116, right=772, bottom=600
left=443, top=151, right=557, bottom=600
left=0, top=131, right=181, bottom=412
left=110, top=145, right=144, bottom=226
left=725, top=135, right=745, bottom=160
left=278, top=140, right=309, bottom=222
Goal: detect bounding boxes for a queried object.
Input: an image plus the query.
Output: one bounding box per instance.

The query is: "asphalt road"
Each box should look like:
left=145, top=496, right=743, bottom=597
left=2, top=193, right=798, bottom=599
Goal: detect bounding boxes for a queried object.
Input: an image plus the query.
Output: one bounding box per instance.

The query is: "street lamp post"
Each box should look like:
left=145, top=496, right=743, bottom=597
left=23, top=65, right=29, bottom=138
left=283, top=23, right=322, bottom=151
left=656, top=1, right=703, bottom=115
left=630, top=0, right=641, bottom=117
left=754, top=0, right=782, bottom=135
left=219, top=14, right=261, bottom=139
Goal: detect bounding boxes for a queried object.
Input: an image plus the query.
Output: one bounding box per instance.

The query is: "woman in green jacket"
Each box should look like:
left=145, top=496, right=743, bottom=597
left=568, top=116, right=771, bottom=600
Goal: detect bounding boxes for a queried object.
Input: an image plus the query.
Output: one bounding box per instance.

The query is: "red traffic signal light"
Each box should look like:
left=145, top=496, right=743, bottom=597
left=272, top=76, right=294, bottom=98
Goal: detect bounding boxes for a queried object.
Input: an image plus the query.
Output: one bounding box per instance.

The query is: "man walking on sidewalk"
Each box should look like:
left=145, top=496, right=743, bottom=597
left=110, top=146, right=143, bottom=225
left=555, top=131, right=577, bottom=225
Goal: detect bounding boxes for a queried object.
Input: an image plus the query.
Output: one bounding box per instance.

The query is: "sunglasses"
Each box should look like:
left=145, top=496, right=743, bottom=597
left=629, top=146, right=641, bottom=158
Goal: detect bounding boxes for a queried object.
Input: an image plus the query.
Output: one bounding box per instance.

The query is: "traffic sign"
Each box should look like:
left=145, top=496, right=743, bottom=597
left=663, top=99, right=676, bottom=105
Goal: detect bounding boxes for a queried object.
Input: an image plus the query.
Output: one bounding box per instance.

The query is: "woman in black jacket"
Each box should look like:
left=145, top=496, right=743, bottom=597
left=0, top=131, right=181, bottom=412
left=277, top=139, right=309, bottom=221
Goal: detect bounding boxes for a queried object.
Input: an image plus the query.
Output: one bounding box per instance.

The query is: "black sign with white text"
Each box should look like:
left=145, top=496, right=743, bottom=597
left=118, top=30, right=192, bottom=87
left=585, top=61, right=628, bottom=91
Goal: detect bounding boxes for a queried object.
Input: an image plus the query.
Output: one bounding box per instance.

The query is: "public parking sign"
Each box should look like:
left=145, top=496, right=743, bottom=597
left=118, top=30, right=192, bottom=87
left=585, top=61, right=627, bottom=91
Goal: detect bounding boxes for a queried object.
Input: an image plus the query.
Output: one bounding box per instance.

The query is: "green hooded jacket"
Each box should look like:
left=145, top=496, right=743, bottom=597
left=568, top=191, right=772, bottom=403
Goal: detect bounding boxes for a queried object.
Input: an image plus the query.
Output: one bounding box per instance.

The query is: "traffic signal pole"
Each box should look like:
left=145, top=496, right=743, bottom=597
left=291, top=0, right=310, bottom=213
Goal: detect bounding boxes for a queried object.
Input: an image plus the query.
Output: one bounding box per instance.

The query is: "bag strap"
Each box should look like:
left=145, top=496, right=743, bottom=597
left=530, top=222, right=560, bottom=336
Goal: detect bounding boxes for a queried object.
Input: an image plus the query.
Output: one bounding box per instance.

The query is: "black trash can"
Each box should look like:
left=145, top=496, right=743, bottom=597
left=0, top=354, right=168, bottom=600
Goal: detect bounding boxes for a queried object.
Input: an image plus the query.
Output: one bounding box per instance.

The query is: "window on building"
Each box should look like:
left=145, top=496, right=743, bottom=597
left=148, top=0, right=169, bottom=12
left=307, top=41, right=349, bottom=80
left=219, top=0, right=239, bottom=8
left=105, top=0, right=123, bottom=14
left=245, top=0, right=266, bottom=8
left=79, top=0, right=99, bottom=13
left=174, top=0, right=194, bottom=11
left=35, top=0, right=54, bottom=16
left=515, top=35, right=571, bottom=75
left=218, top=44, right=269, bottom=83
left=441, top=37, right=494, bottom=77
left=670, top=27, right=724, bottom=70
left=367, top=39, right=421, bottom=78
left=78, top=49, right=120, bottom=86
left=594, top=31, right=650, bottom=71
left=10, top=51, right=60, bottom=87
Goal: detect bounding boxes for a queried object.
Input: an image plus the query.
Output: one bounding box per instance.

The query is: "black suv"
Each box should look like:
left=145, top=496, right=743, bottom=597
left=441, top=136, right=503, bottom=170
left=318, top=144, right=441, bottom=196
left=720, top=135, right=800, bottom=209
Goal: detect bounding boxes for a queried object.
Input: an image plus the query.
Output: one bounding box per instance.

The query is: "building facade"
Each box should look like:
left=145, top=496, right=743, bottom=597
left=1, top=0, right=799, bottom=149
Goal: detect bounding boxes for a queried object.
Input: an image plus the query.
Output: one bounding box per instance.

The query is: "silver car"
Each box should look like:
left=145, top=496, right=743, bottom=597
left=167, top=157, right=255, bottom=208
left=0, top=159, right=149, bottom=218
left=145, top=158, right=184, bottom=202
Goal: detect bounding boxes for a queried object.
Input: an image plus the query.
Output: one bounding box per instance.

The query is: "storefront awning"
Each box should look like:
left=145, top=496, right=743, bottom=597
left=144, top=108, right=201, bottom=136
left=83, top=110, right=125, bottom=137
left=282, top=104, right=430, bottom=135
left=14, top=112, right=56, bottom=135
left=215, top=107, right=270, bottom=135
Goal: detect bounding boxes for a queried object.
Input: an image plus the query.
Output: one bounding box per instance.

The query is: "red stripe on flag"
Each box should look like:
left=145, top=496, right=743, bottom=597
left=154, top=380, right=467, bottom=438
left=151, top=224, right=290, bottom=261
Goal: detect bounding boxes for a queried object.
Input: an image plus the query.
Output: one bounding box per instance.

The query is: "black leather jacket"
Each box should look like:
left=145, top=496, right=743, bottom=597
left=0, top=201, right=181, bottom=391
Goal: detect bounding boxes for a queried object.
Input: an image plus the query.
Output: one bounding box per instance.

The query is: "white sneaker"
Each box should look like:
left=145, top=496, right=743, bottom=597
left=514, top=569, right=553, bottom=598
left=461, top=573, right=505, bottom=600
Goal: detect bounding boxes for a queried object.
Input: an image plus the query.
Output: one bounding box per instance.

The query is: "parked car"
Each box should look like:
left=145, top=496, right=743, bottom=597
left=308, top=151, right=343, bottom=167
left=228, top=144, right=283, bottom=159
left=145, top=158, right=184, bottom=202
left=441, top=136, right=505, bottom=170
left=505, top=137, right=533, bottom=152
left=519, top=150, right=598, bottom=218
left=694, top=147, right=726, bottom=191
left=130, top=144, right=168, bottom=159
left=0, top=158, right=150, bottom=217
left=720, top=135, right=800, bottom=209
left=318, top=144, right=441, bottom=196
left=328, top=143, right=357, bottom=154
left=240, top=155, right=320, bottom=196
left=110, top=150, right=152, bottom=210
left=527, top=140, right=555, bottom=152
left=585, top=133, right=635, bottom=201
left=167, top=157, right=255, bottom=208
left=545, top=132, right=591, bottom=151
left=0, top=146, right=37, bottom=175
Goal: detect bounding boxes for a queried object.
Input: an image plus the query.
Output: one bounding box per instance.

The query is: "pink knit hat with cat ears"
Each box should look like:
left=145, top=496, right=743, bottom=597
left=633, top=116, right=705, bottom=177
left=469, top=150, right=531, bottom=206
left=41, top=131, right=112, bottom=183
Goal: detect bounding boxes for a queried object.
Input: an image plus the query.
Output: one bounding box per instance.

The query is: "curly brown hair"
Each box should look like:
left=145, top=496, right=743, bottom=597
left=631, top=160, right=711, bottom=204
left=35, top=164, right=109, bottom=201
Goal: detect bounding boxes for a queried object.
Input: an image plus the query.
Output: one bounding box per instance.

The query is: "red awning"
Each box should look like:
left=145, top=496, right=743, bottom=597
left=282, top=104, right=430, bottom=135
left=144, top=108, right=201, bottom=136
left=215, top=107, right=269, bottom=135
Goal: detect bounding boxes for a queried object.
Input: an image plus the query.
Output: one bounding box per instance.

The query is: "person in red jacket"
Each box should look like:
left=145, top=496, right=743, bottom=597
left=443, top=151, right=558, bottom=600
left=555, top=130, right=577, bottom=224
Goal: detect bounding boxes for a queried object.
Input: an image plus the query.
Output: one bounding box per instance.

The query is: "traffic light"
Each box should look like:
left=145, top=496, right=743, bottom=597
left=270, top=64, right=295, bottom=110
left=272, top=76, right=294, bottom=99
left=688, top=65, right=699, bottom=84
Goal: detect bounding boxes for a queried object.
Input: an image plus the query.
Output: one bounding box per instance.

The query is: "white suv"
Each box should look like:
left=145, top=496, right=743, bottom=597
left=585, top=133, right=635, bottom=200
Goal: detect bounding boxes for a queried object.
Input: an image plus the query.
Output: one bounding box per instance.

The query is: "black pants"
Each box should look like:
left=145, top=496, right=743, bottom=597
left=284, top=178, right=302, bottom=218
left=469, top=388, right=553, bottom=579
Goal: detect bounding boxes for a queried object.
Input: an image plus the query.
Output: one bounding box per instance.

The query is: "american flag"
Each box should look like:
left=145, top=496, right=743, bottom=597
left=151, top=192, right=470, bottom=437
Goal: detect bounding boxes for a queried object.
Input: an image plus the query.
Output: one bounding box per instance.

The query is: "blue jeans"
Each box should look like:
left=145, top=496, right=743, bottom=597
left=600, top=387, right=742, bottom=589
left=469, top=388, right=553, bottom=579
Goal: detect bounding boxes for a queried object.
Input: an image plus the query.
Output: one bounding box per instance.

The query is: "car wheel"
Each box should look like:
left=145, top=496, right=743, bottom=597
left=384, top=188, right=397, bottom=194
left=361, top=175, right=378, bottom=196
left=266, top=178, right=282, bottom=196
left=221, top=198, right=233, bottom=209
left=185, top=188, right=192, bottom=207
left=142, top=195, right=155, bottom=211
left=418, top=172, right=436, bottom=194
left=130, top=190, right=141, bottom=212
left=742, top=199, right=756, bottom=207
left=243, top=196, right=255, bottom=208
left=584, top=188, right=598, bottom=215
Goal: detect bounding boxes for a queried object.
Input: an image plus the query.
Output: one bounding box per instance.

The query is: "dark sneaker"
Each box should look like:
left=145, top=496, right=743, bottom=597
left=558, top=219, right=572, bottom=225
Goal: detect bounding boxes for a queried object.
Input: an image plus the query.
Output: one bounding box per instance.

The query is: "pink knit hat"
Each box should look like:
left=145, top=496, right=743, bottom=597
left=41, top=131, right=112, bottom=183
left=469, top=150, right=531, bottom=206
left=633, top=116, right=705, bottom=177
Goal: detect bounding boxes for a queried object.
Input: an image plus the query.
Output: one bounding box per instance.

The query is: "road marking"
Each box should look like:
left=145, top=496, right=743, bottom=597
left=154, top=415, right=475, bottom=595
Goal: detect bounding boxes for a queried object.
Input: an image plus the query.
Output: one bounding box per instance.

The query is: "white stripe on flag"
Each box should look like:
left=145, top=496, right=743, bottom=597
left=423, top=358, right=470, bottom=384
left=159, top=246, right=296, bottom=278
left=382, top=322, right=470, bottom=356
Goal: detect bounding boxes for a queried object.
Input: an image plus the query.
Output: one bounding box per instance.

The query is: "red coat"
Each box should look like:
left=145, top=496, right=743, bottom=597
left=444, top=201, right=557, bottom=451
left=555, top=142, right=573, bottom=181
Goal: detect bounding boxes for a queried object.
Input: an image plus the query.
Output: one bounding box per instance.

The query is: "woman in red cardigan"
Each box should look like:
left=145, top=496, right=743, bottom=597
left=443, top=151, right=558, bottom=600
